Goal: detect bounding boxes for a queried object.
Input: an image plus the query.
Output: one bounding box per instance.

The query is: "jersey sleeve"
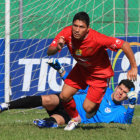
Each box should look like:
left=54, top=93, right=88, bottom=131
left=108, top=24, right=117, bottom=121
left=50, top=26, right=71, bottom=47
left=61, top=72, right=69, bottom=81
left=94, top=31, right=124, bottom=52
left=113, top=106, right=135, bottom=124
left=124, top=106, right=135, bottom=124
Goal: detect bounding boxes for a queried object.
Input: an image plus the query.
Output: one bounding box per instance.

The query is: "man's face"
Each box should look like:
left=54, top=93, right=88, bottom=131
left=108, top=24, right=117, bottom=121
left=112, top=84, right=129, bottom=103
left=72, top=20, right=89, bottom=40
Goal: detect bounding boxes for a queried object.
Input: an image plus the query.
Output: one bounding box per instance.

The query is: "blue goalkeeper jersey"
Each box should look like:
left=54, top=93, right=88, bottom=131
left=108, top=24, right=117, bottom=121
left=73, top=88, right=134, bottom=124
left=62, top=72, right=134, bottom=124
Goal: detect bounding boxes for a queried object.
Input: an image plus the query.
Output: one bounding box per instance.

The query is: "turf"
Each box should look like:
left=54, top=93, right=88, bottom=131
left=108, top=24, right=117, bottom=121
left=0, top=106, right=140, bottom=140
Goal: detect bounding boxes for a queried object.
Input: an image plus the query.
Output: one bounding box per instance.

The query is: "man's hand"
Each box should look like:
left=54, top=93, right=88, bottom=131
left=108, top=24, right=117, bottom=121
left=47, top=36, right=65, bottom=56
left=47, top=58, right=65, bottom=74
left=56, top=36, right=65, bottom=51
left=121, top=42, right=138, bottom=81
left=127, top=91, right=138, bottom=107
left=127, top=67, right=138, bottom=81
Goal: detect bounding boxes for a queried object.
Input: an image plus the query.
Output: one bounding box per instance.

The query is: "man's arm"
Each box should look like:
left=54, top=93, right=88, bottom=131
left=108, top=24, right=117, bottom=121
left=121, top=42, right=138, bottom=81
left=47, top=36, right=65, bottom=56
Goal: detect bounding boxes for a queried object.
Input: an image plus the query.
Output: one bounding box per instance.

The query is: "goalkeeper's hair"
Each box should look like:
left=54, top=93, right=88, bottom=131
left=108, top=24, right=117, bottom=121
left=118, top=79, right=135, bottom=91
left=73, top=11, right=90, bottom=27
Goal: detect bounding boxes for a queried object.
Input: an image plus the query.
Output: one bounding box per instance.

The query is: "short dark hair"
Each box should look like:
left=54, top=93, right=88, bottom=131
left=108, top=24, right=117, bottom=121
left=118, top=79, right=135, bottom=91
left=73, top=11, right=90, bottom=27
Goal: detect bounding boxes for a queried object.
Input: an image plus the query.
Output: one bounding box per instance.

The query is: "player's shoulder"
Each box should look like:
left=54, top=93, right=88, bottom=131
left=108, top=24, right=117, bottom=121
left=105, top=87, right=113, bottom=95
left=61, top=26, right=72, bottom=37
left=88, top=28, right=105, bottom=39
left=63, top=25, right=72, bottom=32
left=106, top=87, right=113, bottom=92
left=89, top=28, right=100, bottom=34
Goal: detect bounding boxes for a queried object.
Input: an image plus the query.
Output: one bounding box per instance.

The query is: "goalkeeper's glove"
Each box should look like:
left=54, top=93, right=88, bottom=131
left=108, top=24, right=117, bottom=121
left=127, top=90, right=138, bottom=108
left=47, top=58, right=65, bottom=74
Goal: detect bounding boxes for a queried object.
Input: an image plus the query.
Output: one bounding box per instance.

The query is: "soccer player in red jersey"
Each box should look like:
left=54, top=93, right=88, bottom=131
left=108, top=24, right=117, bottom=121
left=47, top=11, right=138, bottom=130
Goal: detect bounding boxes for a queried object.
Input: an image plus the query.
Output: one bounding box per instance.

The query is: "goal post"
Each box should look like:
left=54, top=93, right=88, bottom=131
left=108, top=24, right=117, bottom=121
left=5, top=0, right=10, bottom=102
left=1, top=0, right=140, bottom=104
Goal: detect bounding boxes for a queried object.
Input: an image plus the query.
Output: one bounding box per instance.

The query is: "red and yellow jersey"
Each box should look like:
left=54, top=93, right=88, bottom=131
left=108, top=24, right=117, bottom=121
left=50, top=26, right=124, bottom=78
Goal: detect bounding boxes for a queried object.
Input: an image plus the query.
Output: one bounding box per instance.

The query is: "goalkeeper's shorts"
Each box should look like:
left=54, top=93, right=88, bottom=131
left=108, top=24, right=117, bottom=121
left=47, top=94, right=71, bottom=124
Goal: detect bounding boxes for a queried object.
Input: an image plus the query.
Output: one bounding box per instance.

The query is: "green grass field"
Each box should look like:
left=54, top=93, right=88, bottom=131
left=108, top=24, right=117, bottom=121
left=0, top=106, right=140, bottom=140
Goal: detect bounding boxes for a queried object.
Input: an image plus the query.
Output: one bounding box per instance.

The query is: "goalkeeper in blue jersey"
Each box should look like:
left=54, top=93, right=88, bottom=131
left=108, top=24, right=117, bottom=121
left=0, top=58, right=138, bottom=129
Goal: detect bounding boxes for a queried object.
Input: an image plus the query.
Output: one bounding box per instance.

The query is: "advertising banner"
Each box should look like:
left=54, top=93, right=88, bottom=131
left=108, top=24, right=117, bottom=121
left=0, top=37, right=140, bottom=104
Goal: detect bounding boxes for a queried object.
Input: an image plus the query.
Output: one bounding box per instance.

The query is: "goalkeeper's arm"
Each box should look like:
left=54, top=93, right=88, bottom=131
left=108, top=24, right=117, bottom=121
left=124, top=90, right=138, bottom=124
left=47, top=58, right=65, bottom=77
left=47, top=58, right=70, bottom=80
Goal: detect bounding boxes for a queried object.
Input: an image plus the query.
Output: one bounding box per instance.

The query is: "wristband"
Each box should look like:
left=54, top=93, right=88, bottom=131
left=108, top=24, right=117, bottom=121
left=129, top=104, right=135, bottom=108
left=58, top=67, right=65, bottom=74
left=62, top=72, right=69, bottom=80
